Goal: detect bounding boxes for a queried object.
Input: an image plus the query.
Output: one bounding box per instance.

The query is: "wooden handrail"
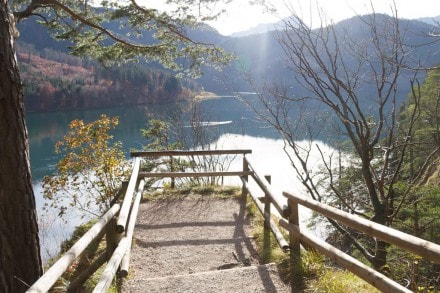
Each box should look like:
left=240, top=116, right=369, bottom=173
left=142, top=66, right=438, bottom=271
left=26, top=204, right=121, bottom=293
left=93, top=237, right=130, bottom=293
left=27, top=148, right=440, bottom=292
left=131, top=149, right=252, bottom=157
left=283, top=191, right=440, bottom=263
left=279, top=218, right=412, bottom=293
left=27, top=150, right=257, bottom=292
left=139, top=171, right=253, bottom=178
left=120, top=179, right=146, bottom=277
left=116, top=157, right=140, bottom=233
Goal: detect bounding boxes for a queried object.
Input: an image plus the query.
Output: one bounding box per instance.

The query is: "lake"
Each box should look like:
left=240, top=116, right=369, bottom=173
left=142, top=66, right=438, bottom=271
left=28, top=94, right=330, bottom=261
left=28, top=94, right=280, bottom=181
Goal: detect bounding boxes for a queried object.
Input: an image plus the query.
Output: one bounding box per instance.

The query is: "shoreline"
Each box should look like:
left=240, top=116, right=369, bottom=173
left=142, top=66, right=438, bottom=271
left=193, top=91, right=220, bottom=101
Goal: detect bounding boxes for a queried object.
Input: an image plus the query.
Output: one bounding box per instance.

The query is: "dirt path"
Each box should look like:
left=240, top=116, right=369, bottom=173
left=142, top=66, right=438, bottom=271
left=121, top=196, right=289, bottom=292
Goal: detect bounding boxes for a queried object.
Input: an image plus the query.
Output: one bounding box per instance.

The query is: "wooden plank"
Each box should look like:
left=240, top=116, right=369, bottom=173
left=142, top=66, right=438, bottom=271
left=283, top=192, right=440, bottom=264
left=131, top=149, right=252, bottom=157
left=242, top=155, right=250, bottom=198
left=279, top=219, right=411, bottom=293
left=117, top=157, right=140, bottom=233
left=120, top=179, right=146, bottom=277
left=288, top=198, right=303, bottom=291
left=93, top=237, right=129, bottom=293
left=245, top=156, right=290, bottom=218
left=26, top=204, right=121, bottom=293
left=139, top=171, right=253, bottom=178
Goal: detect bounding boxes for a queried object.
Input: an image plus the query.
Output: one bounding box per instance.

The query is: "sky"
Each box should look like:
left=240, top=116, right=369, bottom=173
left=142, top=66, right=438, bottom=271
left=200, top=0, right=440, bottom=35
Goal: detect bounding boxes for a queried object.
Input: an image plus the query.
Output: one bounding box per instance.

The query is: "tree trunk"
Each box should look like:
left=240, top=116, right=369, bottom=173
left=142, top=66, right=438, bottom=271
left=357, top=153, right=389, bottom=271
left=0, top=1, right=43, bottom=292
left=372, top=241, right=389, bottom=273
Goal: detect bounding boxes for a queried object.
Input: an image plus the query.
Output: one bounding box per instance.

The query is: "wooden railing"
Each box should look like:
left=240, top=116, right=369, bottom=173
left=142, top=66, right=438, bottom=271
left=132, top=149, right=253, bottom=188
left=239, top=155, right=440, bottom=293
left=26, top=149, right=440, bottom=292
left=26, top=149, right=252, bottom=292
left=279, top=192, right=440, bottom=292
left=27, top=157, right=143, bottom=293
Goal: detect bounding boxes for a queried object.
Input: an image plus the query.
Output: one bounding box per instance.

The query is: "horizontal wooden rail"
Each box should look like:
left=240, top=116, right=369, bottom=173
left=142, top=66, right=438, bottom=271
left=117, top=157, right=140, bottom=233
left=26, top=204, right=121, bottom=293
left=279, top=218, right=411, bottom=293
left=283, top=192, right=440, bottom=263
left=93, top=237, right=130, bottom=293
left=131, top=149, right=252, bottom=157
left=245, top=156, right=289, bottom=218
left=139, top=171, right=253, bottom=178
left=120, top=179, right=146, bottom=277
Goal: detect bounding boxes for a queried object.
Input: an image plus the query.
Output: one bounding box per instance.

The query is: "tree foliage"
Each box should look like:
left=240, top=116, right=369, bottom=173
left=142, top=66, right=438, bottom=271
left=11, top=0, right=234, bottom=77
left=142, top=118, right=184, bottom=150
left=399, top=68, right=440, bottom=179
left=43, top=114, right=126, bottom=218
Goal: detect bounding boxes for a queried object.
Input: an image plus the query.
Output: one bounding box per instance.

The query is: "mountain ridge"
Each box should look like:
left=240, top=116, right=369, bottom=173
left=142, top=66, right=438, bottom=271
left=228, top=14, right=440, bottom=38
left=17, top=13, right=440, bottom=111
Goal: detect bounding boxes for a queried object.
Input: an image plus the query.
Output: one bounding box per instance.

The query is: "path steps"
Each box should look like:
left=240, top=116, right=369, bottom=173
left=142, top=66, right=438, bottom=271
left=121, top=196, right=289, bottom=292
left=124, top=263, right=288, bottom=293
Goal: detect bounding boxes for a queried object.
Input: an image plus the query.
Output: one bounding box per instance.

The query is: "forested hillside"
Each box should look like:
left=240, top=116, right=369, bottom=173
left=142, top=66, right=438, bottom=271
left=17, top=43, right=201, bottom=112
left=17, top=14, right=440, bottom=112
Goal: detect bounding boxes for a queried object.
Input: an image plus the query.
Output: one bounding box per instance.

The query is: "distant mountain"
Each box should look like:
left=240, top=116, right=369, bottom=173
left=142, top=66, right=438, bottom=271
left=16, top=14, right=440, bottom=112
left=230, top=22, right=280, bottom=37
left=231, top=14, right=440, bottom=38
left=16, top=16, right=229, bottom=91
left=418, top=15, right=440, bottom=26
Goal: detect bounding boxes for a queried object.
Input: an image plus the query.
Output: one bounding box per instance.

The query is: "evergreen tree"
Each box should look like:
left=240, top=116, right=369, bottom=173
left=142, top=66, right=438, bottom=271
left=0, top=0, right=233, bottom=291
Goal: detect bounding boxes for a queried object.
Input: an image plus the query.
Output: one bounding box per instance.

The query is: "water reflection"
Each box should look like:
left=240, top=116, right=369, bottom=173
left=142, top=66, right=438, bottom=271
left=28, top=95, right=280, bottom=180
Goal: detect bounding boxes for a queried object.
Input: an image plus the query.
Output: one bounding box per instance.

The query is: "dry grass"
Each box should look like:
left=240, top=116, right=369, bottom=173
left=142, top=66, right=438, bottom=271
left=248, top=200, right=381, bottom=293
left=142, top=184, right=242, bottom=201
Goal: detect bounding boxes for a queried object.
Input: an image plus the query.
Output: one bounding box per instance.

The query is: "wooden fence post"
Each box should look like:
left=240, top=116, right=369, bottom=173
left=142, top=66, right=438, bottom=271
left=241, top=155, right=249, bottom=199
left=170, top=155, right=175, bottom=189
left=263, top=175, right=272, bottom=259
left=106, top=218, right=122, bottom=260
left=288, top=198, right=303, bottom=292
left=110, top=181, right=128, bottom=207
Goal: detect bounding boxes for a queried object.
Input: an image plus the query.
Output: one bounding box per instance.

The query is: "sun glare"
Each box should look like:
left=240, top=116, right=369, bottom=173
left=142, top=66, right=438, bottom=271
left=208, top=2, right=280, bottom=35
left=143, top=0, right=439, bottom=36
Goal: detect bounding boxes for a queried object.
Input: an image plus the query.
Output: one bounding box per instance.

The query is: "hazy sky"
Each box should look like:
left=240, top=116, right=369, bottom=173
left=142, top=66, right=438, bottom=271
left=206, top=0, right=440, bottom=35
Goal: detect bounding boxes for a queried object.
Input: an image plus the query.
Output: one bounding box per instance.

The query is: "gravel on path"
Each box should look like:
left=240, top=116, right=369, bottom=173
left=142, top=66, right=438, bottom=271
left=121, top=196, right=289, bottom=292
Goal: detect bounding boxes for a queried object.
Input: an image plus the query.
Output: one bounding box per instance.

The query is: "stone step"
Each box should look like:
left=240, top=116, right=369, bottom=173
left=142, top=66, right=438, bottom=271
left=122, top=263, right=290, bottom=293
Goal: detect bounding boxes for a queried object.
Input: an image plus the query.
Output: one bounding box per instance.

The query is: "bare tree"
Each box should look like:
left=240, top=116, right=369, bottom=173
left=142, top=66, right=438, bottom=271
left=142, top=100, right=236, bottom=187
left=252, top=8, right=440, bottom=273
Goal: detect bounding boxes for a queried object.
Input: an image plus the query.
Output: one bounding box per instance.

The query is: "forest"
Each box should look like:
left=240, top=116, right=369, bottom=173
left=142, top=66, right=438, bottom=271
left=17, top=43, right=201, bottom=112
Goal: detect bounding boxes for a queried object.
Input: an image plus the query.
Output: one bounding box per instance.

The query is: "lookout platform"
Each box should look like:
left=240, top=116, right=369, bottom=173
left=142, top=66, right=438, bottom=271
left=26, top=150, right=440, bottom=293
left=121, top=195, right=289, bottom=292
